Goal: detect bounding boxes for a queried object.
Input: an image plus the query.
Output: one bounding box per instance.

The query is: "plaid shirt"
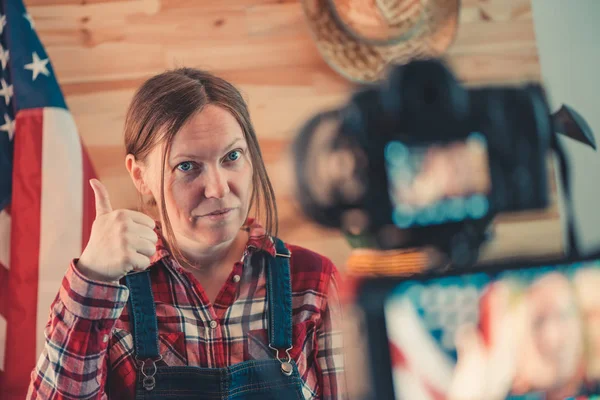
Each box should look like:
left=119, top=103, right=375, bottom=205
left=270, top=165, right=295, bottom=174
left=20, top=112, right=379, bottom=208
left=26, top=221, right=347, bottom=399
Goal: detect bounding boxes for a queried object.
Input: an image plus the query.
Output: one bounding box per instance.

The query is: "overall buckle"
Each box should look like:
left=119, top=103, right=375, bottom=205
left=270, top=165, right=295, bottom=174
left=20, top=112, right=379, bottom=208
left=136, top=355, right=163, bottom=391
left=268, top=343, right=294, bottom=376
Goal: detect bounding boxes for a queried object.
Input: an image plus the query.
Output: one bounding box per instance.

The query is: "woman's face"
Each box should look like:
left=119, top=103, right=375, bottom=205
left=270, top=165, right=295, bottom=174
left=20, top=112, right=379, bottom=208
left=144, top=104, right=253, bottom=249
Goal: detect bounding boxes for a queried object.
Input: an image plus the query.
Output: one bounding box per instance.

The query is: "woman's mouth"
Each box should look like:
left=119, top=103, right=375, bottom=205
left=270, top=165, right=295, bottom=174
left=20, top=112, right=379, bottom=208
left=201, top=208, right=234, bottom=220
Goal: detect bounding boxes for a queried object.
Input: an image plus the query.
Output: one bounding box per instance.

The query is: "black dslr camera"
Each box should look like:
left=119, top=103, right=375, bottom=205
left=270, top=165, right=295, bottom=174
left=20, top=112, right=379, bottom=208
left=293, top=59, right=569, bottom=266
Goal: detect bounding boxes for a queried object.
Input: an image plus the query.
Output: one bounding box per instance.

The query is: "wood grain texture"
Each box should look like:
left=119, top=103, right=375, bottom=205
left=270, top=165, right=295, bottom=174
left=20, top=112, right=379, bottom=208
left=24, top=0, right=562, bottom=268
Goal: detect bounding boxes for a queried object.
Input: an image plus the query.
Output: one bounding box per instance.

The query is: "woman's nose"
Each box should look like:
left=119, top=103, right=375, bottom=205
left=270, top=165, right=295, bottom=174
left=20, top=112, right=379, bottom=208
left=204, top=168, right=230, bottom=199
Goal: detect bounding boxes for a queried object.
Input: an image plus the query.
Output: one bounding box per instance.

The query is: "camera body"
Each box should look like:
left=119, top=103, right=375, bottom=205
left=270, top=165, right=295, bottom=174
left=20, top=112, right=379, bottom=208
left=293, top=59, right=553, bottom=264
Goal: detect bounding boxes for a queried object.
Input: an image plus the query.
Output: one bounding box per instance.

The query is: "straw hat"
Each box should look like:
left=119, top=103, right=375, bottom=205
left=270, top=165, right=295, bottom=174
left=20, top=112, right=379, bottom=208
left=301, top=0, right=460, bottom=83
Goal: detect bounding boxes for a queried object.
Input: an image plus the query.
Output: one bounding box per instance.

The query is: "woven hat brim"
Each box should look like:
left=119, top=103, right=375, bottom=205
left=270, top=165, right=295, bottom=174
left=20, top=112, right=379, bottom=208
left=302, top=0, right=460, bottom=84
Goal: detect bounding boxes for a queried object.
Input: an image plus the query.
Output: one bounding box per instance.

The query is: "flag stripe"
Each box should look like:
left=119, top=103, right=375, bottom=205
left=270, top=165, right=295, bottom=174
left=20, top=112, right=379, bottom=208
left=0, top=209, right=9, bottom=322
left=81, top=138, right=95, bottom=251
left=0, top=209, right=10, bottom=271
left=4, top=109, right=44, bottom=394
left=0, top=265, right=6, bottom=395
left=37, top=107, right=84, bottom=356
left=0, top=313, right=6, bottom=371
left=0, top=263, right=8, bottom=318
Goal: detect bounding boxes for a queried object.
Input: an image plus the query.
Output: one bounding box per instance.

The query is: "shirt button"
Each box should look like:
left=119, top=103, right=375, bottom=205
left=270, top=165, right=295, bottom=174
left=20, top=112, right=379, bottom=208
left=232, top=274, right=241, bottom=283
left=209, top=320, right=218, bottom=329
left=102, top=334, right=109, bottom=343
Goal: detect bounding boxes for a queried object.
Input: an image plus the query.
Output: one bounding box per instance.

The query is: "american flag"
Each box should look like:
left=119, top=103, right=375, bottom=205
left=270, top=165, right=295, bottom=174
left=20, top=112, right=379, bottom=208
left=0, top=0, right=97, bottom=398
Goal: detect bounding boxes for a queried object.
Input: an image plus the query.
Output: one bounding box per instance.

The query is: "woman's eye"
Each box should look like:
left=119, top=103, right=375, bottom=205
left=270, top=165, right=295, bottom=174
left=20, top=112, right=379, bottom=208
left=226, top=150, right=242, bottom=162
left=177, top=161, right=194, bottom=172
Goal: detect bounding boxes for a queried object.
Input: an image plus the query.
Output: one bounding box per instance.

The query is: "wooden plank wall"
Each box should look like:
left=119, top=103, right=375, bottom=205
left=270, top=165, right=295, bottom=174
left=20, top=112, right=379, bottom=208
left=24, top=0, right=562, bottom=268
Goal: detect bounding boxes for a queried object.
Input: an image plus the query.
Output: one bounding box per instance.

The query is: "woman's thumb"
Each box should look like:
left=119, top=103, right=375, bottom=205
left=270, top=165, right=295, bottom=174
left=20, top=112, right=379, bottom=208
left=448, top=324, right=488, bottom=400
left=89, top=179, right=113, bottom=217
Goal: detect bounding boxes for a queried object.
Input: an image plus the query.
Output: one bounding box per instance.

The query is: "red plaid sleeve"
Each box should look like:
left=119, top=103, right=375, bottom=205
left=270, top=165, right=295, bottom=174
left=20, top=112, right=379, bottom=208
left=316, top=263, right=349, bottom=400
left=26, top=260, right=129, bottom=399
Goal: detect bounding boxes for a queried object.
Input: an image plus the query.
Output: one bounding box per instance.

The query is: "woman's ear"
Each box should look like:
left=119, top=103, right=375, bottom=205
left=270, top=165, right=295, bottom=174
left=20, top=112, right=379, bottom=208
left=125, top=154, right=153, bottom=196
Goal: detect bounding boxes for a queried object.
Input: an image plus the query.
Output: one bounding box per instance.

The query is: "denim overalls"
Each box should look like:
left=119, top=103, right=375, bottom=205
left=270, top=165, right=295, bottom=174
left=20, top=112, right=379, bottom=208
left=124, top=238, right=305, bottom=399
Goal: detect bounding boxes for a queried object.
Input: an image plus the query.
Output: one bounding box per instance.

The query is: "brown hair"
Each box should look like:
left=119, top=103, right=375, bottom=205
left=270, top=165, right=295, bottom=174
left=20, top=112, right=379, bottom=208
left=124, top=68, right=278, bottom=267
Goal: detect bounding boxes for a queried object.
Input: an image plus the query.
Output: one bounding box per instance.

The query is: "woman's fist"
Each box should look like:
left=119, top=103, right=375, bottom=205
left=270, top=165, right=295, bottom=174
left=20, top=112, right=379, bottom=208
left=77, top=179, right=158, bottom=283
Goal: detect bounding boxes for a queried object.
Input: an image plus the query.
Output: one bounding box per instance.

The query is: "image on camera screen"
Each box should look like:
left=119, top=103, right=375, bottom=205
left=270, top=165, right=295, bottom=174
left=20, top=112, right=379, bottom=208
left=382, top=260, right=600, bottom=400
left=384, top=133, right=492, bottom=228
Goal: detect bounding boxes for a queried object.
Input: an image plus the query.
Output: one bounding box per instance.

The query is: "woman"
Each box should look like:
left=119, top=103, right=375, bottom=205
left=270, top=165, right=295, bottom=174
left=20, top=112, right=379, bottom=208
left=26, top=68, right=346, bottom=399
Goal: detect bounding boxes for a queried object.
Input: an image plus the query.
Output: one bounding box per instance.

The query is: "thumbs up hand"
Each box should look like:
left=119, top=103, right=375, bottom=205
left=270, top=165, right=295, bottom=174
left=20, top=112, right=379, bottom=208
left=77, top=179, right=158, bottom=283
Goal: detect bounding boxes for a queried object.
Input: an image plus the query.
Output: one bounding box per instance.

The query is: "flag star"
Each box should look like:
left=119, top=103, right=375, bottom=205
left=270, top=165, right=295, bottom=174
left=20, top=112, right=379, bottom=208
left=0, top=46, right=8, bottom=70
left=0, top=14, right=6, bottom=35
left=24, top=52, right=50, bottom=81
left=0, top=113, right=15, bottom=141
left=23, top=13, right=35, bottom=29
left=0, top=79, right=12, bottom=105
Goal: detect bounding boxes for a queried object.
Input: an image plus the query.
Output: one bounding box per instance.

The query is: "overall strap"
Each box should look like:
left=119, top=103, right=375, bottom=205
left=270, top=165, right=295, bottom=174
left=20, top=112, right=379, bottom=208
left=265, top=237, right=293, bottom=349
left=125, top=270, right=160, bottom=359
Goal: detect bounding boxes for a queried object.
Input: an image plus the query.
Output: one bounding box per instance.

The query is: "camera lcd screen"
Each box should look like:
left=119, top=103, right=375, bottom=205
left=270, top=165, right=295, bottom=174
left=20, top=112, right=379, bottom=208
left=382, top=259, right=600, bottom=400
left=384, top=133, right=492, bottom=228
